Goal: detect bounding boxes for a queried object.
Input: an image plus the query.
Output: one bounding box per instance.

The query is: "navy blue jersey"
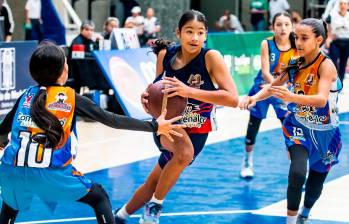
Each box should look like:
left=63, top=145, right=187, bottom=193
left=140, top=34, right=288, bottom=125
left=160, top=45, right=218, bottom=133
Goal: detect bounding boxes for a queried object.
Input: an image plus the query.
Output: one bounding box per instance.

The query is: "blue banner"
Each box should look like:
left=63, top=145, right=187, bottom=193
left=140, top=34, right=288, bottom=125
left=0, top=41, right=37, bottom=120
left=93, top=48, right=156, bottom=119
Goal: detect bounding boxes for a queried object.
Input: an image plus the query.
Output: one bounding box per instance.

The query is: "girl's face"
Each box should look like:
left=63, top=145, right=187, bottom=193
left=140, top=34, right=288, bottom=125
left=176, top=19, right=207, bottom=54
left=294, top=24, right=323, bottom=58
left=273, top=15, right=293, bottom=40
left=339, top=0, right=349, bottom=12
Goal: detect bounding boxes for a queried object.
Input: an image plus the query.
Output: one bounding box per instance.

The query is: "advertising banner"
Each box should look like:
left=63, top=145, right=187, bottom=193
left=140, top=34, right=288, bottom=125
left=93, top=48, right=156, bottom=119
left=206, top=32, right=272, bottom=95
left=0, top=41, right=37, bottom=120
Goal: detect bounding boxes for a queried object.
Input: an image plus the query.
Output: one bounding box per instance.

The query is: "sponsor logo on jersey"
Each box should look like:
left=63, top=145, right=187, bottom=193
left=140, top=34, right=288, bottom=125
left=17, top=113, right=37, bottom=128
left=48, top=92, right=72, bottom=112
left=23, top=94, right=34, bottom=108
left=180, top=103, right=206, bottom=128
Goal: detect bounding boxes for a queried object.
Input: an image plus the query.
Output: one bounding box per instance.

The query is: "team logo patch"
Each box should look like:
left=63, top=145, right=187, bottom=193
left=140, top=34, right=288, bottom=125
left=48, top=92, right=72, bottom=112
left=187, top=74, right=204, bottom=89
left=23, top=94, right=34, bottom=108
left=305, top=73, right=315, bottom=86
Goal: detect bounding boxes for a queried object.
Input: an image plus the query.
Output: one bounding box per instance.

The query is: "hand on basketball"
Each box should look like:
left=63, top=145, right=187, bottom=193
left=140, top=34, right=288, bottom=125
left=141, top=86, right=150, bottom=113
left=156, top=109, right=185, bottom=142
left=239, top=96, right=256, bottom=110
left=161, top=77, right=191, bottom=98
left=269, top=86, right=293, bottom=102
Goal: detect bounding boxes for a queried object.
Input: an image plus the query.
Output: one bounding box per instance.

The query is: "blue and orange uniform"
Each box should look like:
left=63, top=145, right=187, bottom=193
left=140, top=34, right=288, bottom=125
left=283, top=52, right=342, bottom=172
left=154, top=45, right=217, bottom=168
left=249, top=36, right=298, bottom=119
left=0, top=86, right=160, bottom=211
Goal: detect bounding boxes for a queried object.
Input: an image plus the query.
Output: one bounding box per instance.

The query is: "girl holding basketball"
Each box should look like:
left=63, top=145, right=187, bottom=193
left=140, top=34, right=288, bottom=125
left=0, top=42, right=182, bottom=224
left=115, top=10, right=238, bottom=224
left=240, top=12, right=298, bottom=179
left=240, top=18, right=342, bottom=224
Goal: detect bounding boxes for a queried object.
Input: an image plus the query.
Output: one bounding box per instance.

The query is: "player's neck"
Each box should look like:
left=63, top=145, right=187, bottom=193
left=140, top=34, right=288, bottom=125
left=178, top=49, right=200, bottom=65
left=275, top=36, right=290, bottom=49
left=303, top=49, right=320, bottom=66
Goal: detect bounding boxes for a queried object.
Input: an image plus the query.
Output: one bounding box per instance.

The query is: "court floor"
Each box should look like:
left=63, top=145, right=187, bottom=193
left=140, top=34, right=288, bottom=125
left=10, top=111, right=349, bottom=224
left=3, top=80, right=349, bottom=224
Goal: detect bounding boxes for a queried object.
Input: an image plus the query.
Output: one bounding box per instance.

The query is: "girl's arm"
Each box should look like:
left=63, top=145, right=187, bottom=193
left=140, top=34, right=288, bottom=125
left=163, top=50, right=239, bottom=107
left=239, top=73, right=288, bottom=109
left=260, top=40, right=274, bottom=84
left=269, top=59, right=337, bottom=107
left=75, top=94, right=183, bottom=141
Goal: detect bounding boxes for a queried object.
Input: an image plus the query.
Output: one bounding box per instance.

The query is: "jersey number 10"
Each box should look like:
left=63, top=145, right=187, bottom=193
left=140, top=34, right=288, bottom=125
left=16, top=131, right=52, bottom=168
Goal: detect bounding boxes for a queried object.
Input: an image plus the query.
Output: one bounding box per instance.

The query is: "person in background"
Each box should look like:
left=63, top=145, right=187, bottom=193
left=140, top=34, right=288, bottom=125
left=269, top=0, right=290, bottom=26
left=215, top=9, right=244, bottom=32
left=68, top=20, right=103, bottom=93
left=124, top=6, right=144, bottom=39
left=250, top=0, right=268, bottom=31
left=291, top=10, right=302, bottom=25
left=327, top=0, right=349, bottom=85
left=0, top=0, right=14, bottom=42
left=102, top=17, right=119, bottom=40
left=69, top=20, right=102, bottom=57
left=25, top=0, right=43, bottom=41
left=322, top=0, right=340, bottom=20
left=142, top=7, right=161, bottom=46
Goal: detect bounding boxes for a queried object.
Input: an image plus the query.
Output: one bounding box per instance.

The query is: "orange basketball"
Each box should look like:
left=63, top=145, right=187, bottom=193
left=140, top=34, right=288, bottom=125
left=147, top=82, right=187, bottom=119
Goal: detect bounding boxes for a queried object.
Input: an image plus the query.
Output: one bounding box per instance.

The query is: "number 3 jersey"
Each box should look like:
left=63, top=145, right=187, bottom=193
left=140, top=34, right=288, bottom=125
left=2, top=86, right=77, bottom=168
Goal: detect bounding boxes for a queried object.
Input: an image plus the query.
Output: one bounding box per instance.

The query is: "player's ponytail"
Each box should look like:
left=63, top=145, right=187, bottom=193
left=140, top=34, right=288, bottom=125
left=150, top=38, right=173, bottom=55
left=29, top=42, right=65, bottom=148
left=30, top=87, right=64, bottom=148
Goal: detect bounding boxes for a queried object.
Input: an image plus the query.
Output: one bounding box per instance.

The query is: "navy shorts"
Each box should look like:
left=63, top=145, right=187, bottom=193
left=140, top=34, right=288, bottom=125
left=153, top=133, right=209, bottom=169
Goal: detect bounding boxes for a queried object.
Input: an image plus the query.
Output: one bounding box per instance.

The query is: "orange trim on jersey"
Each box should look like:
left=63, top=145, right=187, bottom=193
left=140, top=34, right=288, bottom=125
left=282, top=126, right=301, bottom=144
left=63, top=157, right=73, bottom=167
left=72, top=170, right=83, bottom=176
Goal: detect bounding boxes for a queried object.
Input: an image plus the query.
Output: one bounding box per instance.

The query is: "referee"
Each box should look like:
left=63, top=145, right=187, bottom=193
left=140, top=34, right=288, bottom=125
left=0, top=0, right=14, bottom=42
left=327, top=0, right=349, bottom=84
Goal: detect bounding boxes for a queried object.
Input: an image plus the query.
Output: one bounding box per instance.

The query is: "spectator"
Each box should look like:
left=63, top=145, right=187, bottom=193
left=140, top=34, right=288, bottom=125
left=215, top=9, right=244, bottom=32
left=291, top=10, right=302, bottom=25
left=142, top=7, right=160, bottom=46
left=102, top=17, right=119, bottom=39
left=124, top=6, right=144, bottom=37
left=0, top=0, right=14, bottom=42
left=250, top=0, right=268, bottom=31
left=268, top=0, right=290, bottom=25
left=322, top=0, right=340, bottom=20
left=327, top=0, right=349, bottom=84
left=25, top=0, right=44, bottom=41
left=68, top=20, right=103, bottom=93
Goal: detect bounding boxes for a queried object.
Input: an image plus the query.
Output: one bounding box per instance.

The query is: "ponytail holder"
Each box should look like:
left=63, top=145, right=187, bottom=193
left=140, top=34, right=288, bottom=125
left=40, top=86, right=47, bottom=90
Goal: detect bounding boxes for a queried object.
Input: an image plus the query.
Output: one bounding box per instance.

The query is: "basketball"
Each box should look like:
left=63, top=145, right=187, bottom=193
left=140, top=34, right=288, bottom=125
left=146, top=82, right=187, bottom=119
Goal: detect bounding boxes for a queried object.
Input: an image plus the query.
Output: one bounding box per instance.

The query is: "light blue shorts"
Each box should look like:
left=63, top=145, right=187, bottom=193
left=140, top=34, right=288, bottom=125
left=0, top=163, right=92, bottom=211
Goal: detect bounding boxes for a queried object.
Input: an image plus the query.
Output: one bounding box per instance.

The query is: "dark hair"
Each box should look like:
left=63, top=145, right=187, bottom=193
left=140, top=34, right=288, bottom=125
left=29, top=42, right=65, bottom=148
left=299, top=18, right=328, bottom=46
left=150, top=10, right=208, bottom=55
left=272, top=12, right=296, bottom=49
left=81, top=20, right=95, bottom=31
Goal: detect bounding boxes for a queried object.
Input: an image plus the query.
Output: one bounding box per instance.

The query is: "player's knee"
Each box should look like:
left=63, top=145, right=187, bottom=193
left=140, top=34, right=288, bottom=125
left=288, top=166, right=306, bottom=188
left=174, top=147, right=194, bottom=166
left=78, top=183, right=110, bottom=206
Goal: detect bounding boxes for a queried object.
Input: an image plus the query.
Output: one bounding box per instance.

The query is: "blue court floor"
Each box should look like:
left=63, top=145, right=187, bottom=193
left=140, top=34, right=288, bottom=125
left=10, top=113, right=349, bottom=224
